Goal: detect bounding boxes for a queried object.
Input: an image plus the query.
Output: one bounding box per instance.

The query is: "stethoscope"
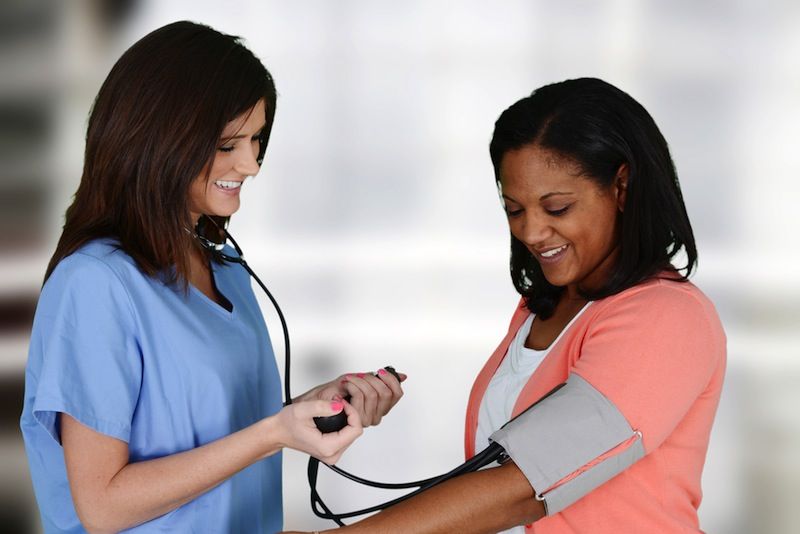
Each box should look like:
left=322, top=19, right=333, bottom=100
left=193, top=215, right=505, bottom=526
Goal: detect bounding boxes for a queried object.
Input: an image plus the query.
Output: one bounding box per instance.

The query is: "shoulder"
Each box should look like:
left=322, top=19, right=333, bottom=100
left=588, top=275, right=725, bottom=342
left=50, top=238, right=146, bottom=284
left=598, top=275, right=718, bottom=316
left=42, top=239, right=140, bottom=317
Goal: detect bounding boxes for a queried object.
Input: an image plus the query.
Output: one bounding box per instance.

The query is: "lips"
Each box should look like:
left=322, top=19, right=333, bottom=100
left=213, top=180, right=243, bottom=195
left=215, top=180, right=242, bottom=190
left=535, top=244, right=569, bottom=264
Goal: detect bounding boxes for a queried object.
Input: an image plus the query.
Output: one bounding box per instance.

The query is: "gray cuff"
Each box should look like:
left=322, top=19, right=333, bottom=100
left=489, top=374, right=644, bottom=515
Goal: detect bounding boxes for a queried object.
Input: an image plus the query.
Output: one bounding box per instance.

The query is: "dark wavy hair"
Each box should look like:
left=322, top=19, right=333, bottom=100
left=489, top=78, right=696, bottom=319
left=45, top=21, right=277, bottom=284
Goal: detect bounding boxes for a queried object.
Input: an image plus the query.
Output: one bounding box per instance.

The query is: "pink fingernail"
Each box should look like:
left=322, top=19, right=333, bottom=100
left=356, top=372, right=366, bottom=378
left=330, top=400, right=343, bottom=412
left=377, top=368, right=388, bottom=376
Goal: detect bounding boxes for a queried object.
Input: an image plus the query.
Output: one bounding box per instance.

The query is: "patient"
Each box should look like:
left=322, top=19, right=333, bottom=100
left=283, top=77, right=726, bottom=534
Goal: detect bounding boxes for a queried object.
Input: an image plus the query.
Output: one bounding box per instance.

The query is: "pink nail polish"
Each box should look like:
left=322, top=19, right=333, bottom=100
left=330, top=400, right=343, bottom=412
left=377, top=368, right=388, bottom=376
left=356, top=372, right=366, bottom=378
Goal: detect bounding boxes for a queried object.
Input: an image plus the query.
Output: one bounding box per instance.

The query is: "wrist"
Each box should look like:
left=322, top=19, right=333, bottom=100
left=254, top=413, right=286, bottom=459
left=295, top=381, right=328, bottom=403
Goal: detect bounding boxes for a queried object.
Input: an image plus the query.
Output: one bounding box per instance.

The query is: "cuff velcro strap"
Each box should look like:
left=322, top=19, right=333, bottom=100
left=489, top=374, right=644, bottom=515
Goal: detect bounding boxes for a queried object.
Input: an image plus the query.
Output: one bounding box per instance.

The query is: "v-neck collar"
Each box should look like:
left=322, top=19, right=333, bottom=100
left=188, top=260, right=234, bottom=318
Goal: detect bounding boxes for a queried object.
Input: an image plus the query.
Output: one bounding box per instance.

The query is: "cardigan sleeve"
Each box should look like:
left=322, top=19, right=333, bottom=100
left=571, top=281, right=725, bottom=453
left=490, top=280, right=725, bottom=514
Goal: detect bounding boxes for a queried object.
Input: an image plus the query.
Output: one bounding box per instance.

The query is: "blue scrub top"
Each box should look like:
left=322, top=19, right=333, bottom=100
left=20, top=238, right=284, bottom=533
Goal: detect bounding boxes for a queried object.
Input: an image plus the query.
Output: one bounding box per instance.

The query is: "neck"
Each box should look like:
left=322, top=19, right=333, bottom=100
left=188, top=244, right=210, bottom=278
left=570, top=244, right=620, bottom=298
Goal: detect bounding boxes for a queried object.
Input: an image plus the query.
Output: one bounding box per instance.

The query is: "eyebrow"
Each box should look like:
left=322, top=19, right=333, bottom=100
left=222, top=122, right=267, bottom=140
left=502, top=191, right=574, bottom=203
left=538, top=192, right=574, bottom=201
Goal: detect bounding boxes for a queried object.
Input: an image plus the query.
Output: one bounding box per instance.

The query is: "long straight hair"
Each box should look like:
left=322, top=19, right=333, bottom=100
left=489, top=78, right=697, bottom=319
left=45, top=21, right=277, bottom=285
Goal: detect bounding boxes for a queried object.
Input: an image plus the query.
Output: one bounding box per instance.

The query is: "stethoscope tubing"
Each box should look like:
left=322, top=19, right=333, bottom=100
left=201, top=218, right=503, bottom=526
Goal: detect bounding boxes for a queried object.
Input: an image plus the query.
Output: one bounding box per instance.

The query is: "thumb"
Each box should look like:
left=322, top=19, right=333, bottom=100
left=313, top=398, right=344, bottom=418
left=340, top=397, right=363, bottom=431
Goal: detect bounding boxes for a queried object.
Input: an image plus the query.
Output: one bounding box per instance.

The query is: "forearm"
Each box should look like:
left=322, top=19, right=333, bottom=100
left=330, top=462, right=544, bottom=534
left=67, top=415, right=284, bottom=533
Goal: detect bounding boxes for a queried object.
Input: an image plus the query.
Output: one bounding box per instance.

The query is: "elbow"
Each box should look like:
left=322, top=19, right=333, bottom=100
left=517, top=497, right=545, bottom=527
left=82, top=524, right=116, bottom=534
left=73, top=497, right=126, bottom=534
left=79, top=518, right=116, bottom=534
left=79, top=515, right=125, bottom=534
left=76, top=512, right=116, bottom=534
left=499, top=462, right=545, bottom=525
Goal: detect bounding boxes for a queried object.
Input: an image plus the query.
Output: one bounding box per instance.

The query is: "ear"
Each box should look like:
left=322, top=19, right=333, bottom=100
left=614, top=163, right=629, bottom=212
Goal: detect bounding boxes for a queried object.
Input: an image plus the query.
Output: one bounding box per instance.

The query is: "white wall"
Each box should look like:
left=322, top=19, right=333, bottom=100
left=2, top=1, right=798, bottom=532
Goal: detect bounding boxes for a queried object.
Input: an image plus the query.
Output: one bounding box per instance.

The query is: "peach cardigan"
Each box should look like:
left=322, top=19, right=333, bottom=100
left=464, top=277, right=726, bottom=533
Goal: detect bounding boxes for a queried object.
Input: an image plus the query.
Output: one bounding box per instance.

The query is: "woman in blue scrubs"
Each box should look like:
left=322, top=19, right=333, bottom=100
left=19, top=21, right=404, bottom=533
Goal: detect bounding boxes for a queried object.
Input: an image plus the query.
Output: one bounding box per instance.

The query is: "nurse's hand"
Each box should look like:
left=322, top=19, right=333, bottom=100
left=275, top=398, right=362, bottom=465
left=297, top=368, right=407, bottom=427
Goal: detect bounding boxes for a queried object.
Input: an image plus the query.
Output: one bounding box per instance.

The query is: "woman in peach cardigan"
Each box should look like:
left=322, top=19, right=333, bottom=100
left=285, top=77, right=725, bottom=534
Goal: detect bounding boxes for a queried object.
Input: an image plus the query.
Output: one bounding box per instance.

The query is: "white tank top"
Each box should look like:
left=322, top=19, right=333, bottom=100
left=475, top=304, right=589, bottom=534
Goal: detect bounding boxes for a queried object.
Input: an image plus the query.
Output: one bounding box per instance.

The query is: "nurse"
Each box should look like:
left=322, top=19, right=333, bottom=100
left=20, top=21, right=404, bottom=533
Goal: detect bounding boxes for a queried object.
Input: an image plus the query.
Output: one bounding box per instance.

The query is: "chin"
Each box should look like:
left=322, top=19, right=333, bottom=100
left=543, top=276, right=569, bottom=289
left=214, top=210, right=238, bottom=218
left=208, top=204, right=240, bottom=219
left=540, top=266, right=576, bottom=289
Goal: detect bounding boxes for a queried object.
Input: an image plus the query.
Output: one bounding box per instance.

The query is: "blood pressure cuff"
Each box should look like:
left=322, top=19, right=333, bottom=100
left=489, top=374, right=644, bottom=515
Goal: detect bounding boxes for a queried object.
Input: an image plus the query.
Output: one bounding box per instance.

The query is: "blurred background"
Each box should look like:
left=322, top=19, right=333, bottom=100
left=1, top=1, right=798, bottom=532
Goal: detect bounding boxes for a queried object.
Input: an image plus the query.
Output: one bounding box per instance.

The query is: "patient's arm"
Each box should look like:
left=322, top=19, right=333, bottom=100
left=283, top=460, right=544, bottom=534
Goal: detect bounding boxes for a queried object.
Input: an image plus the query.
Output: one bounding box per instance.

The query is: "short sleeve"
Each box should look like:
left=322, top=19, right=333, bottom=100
left=571, top=281, right=726, bottom=453
left=31, top=252, right=142, bottom=444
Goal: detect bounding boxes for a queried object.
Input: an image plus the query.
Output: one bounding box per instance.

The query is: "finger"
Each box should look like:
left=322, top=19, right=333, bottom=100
left=361, top=371, right=393, bottom=399
left=376, top=368, right=404, bottom=399
left=375, top=369, right=404, bottom=417
left=382, top=366, right=407, bottom=383
left=322, top=400, right=363, bottom=446
left=362, top=371, right=396, bottom=418
left=308, top=384, right=345, bottom=404
left=332, top=374, right=353, bottom=397
left=341, top=374, right=379, bottom=425
left=340, top=375, right=364, bottom=414
left=340, top=397, right=363, bottom=431
left=299, top=398, right=345, bottom=422
left=354, top=373, right=382, bottom=424
left=305, top=375, right=352, bottom=404
left=318, top=401, right=362, bottom=464
left=362, top=374, right=393, bottom=424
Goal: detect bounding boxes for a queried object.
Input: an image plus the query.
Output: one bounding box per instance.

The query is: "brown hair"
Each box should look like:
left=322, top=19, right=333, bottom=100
left=45, top=21, right=277, bottom=284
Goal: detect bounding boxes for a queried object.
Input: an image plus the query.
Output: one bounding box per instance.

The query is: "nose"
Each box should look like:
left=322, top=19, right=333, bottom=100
left=233, top=141, right=261, bottom=176
left=515, top=211, right=553, bottom=248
